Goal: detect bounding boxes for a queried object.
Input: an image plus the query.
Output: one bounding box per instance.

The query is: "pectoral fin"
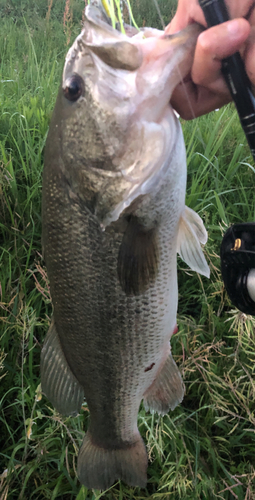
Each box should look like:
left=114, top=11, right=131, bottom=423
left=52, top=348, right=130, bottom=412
left=41, top=320, right=84, bottom=416
left=117, top=215, right=159, bottom=296
left=177, top=206, right=210, bottom=278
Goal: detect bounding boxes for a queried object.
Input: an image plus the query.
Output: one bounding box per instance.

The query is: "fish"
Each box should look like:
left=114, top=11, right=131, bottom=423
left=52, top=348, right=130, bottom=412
left=41, top=3, right=209, bottom=490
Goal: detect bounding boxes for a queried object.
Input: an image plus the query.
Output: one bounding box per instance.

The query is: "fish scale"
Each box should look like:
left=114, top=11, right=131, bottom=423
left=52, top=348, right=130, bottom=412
left=41, top=3, right=209, bottom=490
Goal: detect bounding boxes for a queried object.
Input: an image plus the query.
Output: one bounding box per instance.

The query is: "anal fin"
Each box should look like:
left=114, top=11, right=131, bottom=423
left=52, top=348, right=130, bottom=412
left=41, top=319, right=84, bottom=416
left=143, top=353, right=185, bottom=415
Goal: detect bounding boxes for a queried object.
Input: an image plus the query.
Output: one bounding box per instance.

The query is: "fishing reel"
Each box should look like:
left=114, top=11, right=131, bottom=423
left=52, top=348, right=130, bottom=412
left=197, top=0, right=255, bottom=315
left=220, top=223, right=255, bottom=315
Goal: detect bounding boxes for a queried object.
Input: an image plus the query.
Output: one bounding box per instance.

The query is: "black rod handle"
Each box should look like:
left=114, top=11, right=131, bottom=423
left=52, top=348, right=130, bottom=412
left=198, top=0, right=255, bottom=161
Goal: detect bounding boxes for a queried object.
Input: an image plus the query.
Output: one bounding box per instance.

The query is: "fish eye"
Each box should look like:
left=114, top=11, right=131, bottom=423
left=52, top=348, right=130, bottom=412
left=63, top=74, right=84, bottom=102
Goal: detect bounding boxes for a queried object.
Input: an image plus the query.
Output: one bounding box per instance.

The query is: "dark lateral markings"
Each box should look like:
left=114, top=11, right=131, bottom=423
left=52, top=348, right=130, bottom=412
left=144, top=362, right=155, bottom=372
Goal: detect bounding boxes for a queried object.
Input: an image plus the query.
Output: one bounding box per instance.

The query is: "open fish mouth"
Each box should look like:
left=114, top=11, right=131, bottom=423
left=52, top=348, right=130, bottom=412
left=64, top=4, right=203, bottom=121
left=61, top=5, right=203, bottom=227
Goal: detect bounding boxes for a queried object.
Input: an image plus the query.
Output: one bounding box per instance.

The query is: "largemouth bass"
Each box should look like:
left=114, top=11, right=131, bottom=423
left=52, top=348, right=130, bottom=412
left=41, top=4, right=209, bottom=490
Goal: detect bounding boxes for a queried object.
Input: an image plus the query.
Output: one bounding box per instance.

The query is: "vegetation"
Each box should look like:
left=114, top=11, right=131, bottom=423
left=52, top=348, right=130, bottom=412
left=0, top=0, right=254, bottom=499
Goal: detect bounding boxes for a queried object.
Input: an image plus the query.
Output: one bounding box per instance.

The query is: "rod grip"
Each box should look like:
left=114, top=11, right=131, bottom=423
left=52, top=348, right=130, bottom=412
left=198, top=0, right=255, bottom=160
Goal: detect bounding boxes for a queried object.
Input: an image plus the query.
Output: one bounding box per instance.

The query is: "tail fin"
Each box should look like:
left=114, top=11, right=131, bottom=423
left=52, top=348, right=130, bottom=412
left=77, top=431, right=147, bottom=490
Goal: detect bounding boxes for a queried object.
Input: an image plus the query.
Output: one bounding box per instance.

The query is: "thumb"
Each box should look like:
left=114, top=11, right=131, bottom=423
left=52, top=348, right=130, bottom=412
left=166, top=1, right=206, bottom=34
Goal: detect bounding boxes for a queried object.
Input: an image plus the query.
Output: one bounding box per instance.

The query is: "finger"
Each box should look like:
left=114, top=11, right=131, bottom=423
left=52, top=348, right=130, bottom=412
left=192, top=19, right=251, bottom=89
left=167, top=0, right=255, bottom=35
left=244, top=7, right=255, bottom=86
left=171, top=81, right=231, bottom=120
left=225, top=0, right=255, bottom=20
left=171, top=19, right=251, bottom=119
left=166, top=4, right=206, bottom=34
left=245, top=31, right=255, bottom=87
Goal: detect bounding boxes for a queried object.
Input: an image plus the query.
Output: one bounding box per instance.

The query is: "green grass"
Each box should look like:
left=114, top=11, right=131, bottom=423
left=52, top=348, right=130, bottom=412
left=0, top=1, right=255, bottom=499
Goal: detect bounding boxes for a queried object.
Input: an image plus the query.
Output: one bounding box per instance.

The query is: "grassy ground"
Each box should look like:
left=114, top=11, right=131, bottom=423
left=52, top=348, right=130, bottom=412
left=0, top=1, right=255, bottom=499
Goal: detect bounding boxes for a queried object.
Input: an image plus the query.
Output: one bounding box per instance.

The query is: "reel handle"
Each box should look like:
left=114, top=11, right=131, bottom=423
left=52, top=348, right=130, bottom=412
left=220, top=223, right=255, bottom=315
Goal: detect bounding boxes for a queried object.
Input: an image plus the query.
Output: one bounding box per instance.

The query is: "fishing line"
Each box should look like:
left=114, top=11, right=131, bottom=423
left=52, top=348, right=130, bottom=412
left=115, top=0, right=125, bottom=32
left=124, top=0, right=131, bottom=25
left=151, top=0, right=165, bottom=30
left=150, top=0, right=206, bottom=147
left=175, top=64, right=207, bottom=150
left=123, top=0, right=140, bottom=30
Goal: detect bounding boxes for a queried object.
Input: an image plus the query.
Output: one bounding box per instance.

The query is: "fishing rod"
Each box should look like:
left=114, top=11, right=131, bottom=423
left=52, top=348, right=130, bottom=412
left=199, top=0, right=255, bottom=159
left=198, top=0, right=255, bottom=315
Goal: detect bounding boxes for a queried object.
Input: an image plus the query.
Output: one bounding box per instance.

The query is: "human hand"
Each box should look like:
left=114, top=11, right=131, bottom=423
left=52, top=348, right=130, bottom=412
left=167, top=0, right=255, bottom=119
